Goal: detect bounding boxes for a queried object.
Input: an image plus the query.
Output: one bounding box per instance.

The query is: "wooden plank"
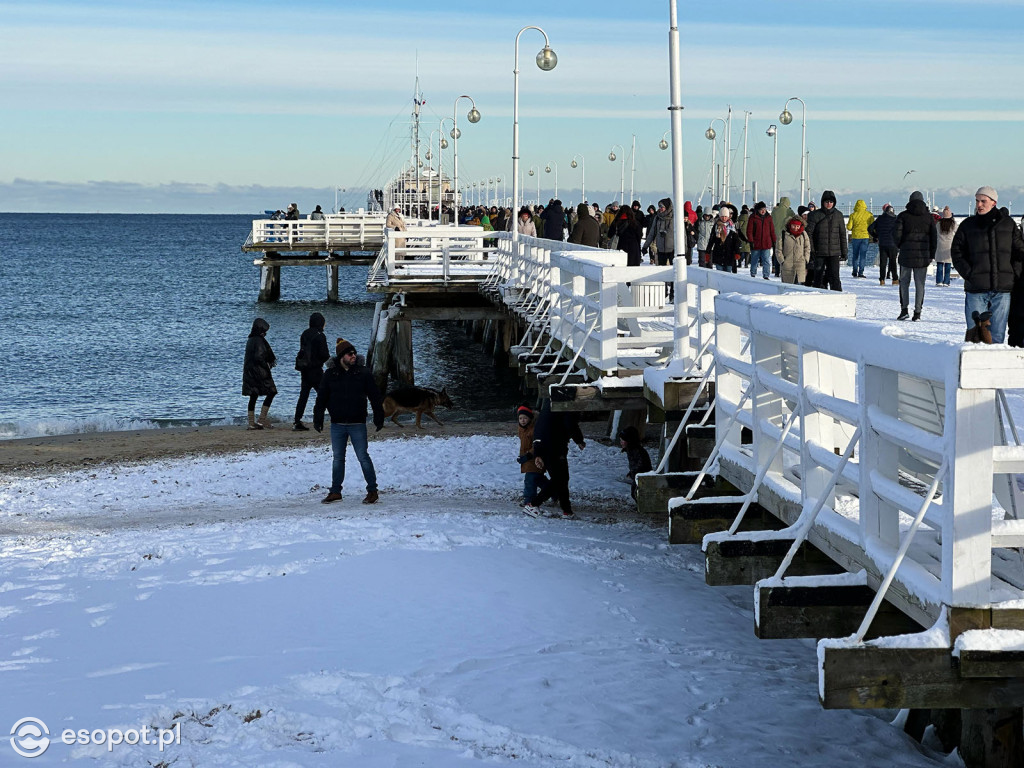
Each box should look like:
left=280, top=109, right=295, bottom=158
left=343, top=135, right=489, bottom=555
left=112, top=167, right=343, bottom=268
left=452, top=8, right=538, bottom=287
left=821, top=644, right=1024, bottom=709
left=706, top=537, right=844, bottom=586
left=756, top=583, right=922, bottom=640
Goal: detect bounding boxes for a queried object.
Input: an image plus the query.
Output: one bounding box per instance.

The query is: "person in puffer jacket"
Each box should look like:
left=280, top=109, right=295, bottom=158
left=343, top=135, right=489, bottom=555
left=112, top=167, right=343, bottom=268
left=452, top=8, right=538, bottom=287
left=846, top=199, right=875, bottom=278
left=695, top=210, right=715, bottom=268
left=869, top=204, right=899, bottom=285
left=894, top=191, right=937, bottom=321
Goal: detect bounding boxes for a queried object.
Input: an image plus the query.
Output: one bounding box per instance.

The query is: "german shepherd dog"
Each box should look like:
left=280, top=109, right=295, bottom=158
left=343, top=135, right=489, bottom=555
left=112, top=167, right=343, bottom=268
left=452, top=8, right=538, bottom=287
left=382, top=386, right=454, bottom=428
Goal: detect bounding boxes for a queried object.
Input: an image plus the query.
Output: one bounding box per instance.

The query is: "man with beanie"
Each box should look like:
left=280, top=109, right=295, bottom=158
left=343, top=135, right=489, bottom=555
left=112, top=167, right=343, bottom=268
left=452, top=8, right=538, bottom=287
left=805, top=190, right=846, bottom=290
left=952, top=186, right=1024, bottom=344
left=293, top=312, right=330, bottom=430
left=894, top=191, right=937, bottom=321
left=313, top=338, right=385, bottom=504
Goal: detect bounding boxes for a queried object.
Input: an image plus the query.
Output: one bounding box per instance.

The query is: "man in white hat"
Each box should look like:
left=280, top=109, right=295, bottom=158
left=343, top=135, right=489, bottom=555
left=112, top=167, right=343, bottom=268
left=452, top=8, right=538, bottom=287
left=950, top=186, right=1024, bottom=343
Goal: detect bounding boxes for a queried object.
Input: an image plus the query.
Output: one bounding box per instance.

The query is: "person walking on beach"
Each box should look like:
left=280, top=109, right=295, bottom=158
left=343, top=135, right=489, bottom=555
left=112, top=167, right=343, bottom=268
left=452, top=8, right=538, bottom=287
left=868, top=204, right=899, bottom=285
left=617, top=425, right=652, bottom=503
left=525, top=399, right=586, bottom=519
left=313, top=338, right=385, bottom=504
left=847, top=199, right=874, bottom=278
left=292, top=312, right=330, bottom=431
left=952, top=186, right=1024, bottom=344
left=243, top=318, right=277, bottom=430
left=805, top=190, right=846, bottom=291
left=894, top=191, right=937, bottom=321
left=934, top=207, right=957, bottom=287
left=515, top=404, right=549, bottom=512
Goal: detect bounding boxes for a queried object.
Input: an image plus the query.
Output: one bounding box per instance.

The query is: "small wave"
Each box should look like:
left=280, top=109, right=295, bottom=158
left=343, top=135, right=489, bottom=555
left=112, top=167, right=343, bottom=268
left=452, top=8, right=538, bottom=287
left=0, top=416, right=238, bottom=441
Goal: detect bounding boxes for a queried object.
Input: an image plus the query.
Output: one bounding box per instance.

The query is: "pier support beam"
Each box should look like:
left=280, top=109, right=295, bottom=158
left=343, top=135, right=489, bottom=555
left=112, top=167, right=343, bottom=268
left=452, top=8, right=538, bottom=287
left=327, top=265, right=339, bottom=302
left=259, top=265, right=281, bottom=302
left=392, top=319, right=415, bottom=388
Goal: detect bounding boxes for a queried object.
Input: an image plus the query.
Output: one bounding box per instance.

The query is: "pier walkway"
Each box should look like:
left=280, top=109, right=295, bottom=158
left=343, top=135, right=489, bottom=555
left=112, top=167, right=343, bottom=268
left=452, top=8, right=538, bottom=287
left=360, top=222, right=1024, bottom=759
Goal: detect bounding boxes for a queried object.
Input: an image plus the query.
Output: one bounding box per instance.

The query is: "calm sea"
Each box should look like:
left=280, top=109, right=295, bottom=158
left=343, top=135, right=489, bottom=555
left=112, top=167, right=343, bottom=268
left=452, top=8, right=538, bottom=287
left=0, top=214, right=522, bottom=439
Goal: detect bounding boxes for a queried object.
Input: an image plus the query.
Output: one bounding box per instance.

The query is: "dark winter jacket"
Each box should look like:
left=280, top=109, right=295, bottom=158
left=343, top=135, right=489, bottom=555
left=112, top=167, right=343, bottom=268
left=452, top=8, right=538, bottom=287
left=312, top=356, right=385, bottom=429
left=242, top=318, right=277, bottom=396
left=868, top=208, right=898, bottom=248
left=297, top=312, right=330, bottom=385
left=745, top=210, right=777, bottom=250
left=894, top=198, right=938, bottom=268
left=642, top=198, right=675, bottom=254
left=806, top=206, right=847, bottom=260
left=710, top=223, right=742, bottom=269
left=568, top=203, right=600, bottom=247
left=609, top=213, right=644, bottom=266
left=532, top=400, right=584, bottom=461
left=951, top=208, right=1024, bottom=294
left=540, top=202, right=566, bottom=242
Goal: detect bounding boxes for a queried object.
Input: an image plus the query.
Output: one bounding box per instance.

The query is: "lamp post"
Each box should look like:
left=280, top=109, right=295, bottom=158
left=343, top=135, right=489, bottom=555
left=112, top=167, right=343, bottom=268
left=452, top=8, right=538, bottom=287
left=452, top=94, right=481, bottom=227
left=334, top=186, right=345, bottom=213
left=570, top=153, right=585, bottom=203
left=766, top=124, right=778, bottom=206
left=705, top=119, right=725, bottom=202
left=438, top=118, right=453, bottom=220
left=609, top=144, right=625, bottom=204
left=667, top=0, right=688, bottom=363
left=779, top=96, right=807, bottom=205
left=527, top=165, right=540, bottom=205
left=511, top=26, right=557, bottom=246
left=545, top=162, right=558, bottom=200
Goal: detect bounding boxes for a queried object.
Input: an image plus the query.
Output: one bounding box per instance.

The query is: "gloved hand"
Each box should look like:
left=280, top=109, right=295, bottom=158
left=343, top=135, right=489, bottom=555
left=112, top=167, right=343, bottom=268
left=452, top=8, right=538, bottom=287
left=374, top=419, right=384, bottom=432
left=313, top=420, right=323, bottom=433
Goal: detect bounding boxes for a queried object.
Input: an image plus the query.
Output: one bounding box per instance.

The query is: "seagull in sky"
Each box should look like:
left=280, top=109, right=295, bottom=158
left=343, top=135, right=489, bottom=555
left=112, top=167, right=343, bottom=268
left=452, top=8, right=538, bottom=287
left=904, top=170, right=916, bottom=179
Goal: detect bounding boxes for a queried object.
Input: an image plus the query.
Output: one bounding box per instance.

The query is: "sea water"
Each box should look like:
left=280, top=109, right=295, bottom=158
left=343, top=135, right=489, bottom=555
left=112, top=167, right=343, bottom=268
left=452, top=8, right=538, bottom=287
left=0, top=214, right=522, bottom=438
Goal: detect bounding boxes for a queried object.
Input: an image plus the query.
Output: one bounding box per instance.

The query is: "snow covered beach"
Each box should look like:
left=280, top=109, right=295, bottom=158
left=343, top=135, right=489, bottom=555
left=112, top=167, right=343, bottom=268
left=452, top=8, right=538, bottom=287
left=0, top=269, right=996, bottom=766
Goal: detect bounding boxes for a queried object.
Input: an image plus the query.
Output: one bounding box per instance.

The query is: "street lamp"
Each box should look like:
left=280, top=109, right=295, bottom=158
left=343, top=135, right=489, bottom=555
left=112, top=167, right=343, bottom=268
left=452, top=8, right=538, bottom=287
left=452, top=94, right=481, bottom=227
left=780, top=96, right=807, bottom=205
left=438, top=118, right=454, bottom=219
left=705, top=119, right=725, bottom=202
left=609, top=144, right=625, bottom=204
left=527, top=165, right=540, bottom=205
left=659, top=131, right=669, bottom=151
left=766, top=124, right=778, bottom=207
left=570, top=154, right=585, bottom=203
left=545, top=161, right=558, bottom=200
left=511, top=26, right=557, bottom=246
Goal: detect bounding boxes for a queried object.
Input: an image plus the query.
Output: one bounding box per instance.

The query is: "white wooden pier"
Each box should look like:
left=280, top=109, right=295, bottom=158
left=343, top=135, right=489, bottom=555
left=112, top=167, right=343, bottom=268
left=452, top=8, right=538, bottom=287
left=361, top=222, right=1024, bottom=764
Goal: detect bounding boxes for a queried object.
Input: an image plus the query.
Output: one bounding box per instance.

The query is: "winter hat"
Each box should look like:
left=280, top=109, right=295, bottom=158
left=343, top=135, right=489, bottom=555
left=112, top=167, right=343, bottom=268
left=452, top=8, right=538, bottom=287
left=976, top=186, right=998, bottom=202
left=797, top=205, right=809, bottom=216
left=336, top=338, right=356, bottom=358
left=718, top=207, right=731, bottom=219
left=909, top=190, right=925, bottom=203
left=754, top=201, right=767, bottom=211
left=942, top=206, right=953, bottom=219
left=516, top=404, right=533, bottom=418
left=820, top=190, right=837, bottom=206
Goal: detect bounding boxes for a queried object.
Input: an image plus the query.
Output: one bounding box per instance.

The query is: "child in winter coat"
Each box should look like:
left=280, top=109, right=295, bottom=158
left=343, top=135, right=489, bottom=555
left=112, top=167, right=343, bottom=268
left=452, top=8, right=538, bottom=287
left=779, top=217, right=811, bottom=285
left=617, top=425, right=652, bottom=502
left=515, top=405, right=549, bottom=507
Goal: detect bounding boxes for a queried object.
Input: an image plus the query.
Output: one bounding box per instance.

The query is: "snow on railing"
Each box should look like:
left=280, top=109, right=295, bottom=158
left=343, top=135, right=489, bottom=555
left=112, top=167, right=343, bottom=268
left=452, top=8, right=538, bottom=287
left=249, top=212, right=388, bottom=250
left=708, top=290, right=1024, bottom=615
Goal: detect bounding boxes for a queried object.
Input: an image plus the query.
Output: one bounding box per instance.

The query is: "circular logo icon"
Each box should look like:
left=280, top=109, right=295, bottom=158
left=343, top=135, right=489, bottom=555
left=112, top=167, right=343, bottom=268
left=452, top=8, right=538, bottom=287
left=10, top=718, right=50, bottom=758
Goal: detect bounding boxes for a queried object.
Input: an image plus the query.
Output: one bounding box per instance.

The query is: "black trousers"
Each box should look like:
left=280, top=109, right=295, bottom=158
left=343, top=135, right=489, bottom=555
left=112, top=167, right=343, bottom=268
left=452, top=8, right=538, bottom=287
left=808, top=256, right=843, bottom=291
left=879, top=246, right=898, bottom=280
left=532, top=455, right=572, bottom=514
left=294, top=372, right=320, bottom=424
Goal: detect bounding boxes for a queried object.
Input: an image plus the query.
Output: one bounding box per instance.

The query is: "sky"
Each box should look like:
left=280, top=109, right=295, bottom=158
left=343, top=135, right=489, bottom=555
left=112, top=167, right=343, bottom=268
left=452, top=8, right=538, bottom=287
left=2, top=0, right=1024, bottom=213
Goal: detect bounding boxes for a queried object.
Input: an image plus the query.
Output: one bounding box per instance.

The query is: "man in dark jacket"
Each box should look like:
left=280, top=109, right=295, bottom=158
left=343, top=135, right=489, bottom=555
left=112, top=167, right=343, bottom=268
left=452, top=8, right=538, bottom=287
left=951, top=186, right=1024, bottom=344
left=526, top=399, right=586, bottom=519
left=868, top=204, right=899, bottom=285
left=805, top=190, right=846, bottom=291
left=746, top=201, right=776, bottom=279
left=313, top=338, right=385, bottom=504
left=540, top=200, right=566, bottom=242
left=894, top=191, right=938, bottom=321
left=568, top=202, right=600, bottom=247
left=293, top=312, right=331, bottom=430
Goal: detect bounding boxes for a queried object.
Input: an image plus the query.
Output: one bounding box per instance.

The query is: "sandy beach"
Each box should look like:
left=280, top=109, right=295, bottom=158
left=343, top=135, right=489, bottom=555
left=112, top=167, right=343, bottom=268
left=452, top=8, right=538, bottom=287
left=0, top=420, right=530, bottom=477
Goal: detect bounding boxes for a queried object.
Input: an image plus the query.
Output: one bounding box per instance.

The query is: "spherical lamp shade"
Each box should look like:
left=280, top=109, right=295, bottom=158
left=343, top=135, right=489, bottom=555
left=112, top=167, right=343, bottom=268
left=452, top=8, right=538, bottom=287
left=659, top=139, right=669, bottom=150
left=608, top=152, right=616, bottom=162
left=528, top=169, right=535, bottom=177
left=570, top=160, right=578, bottom=169
left=705, top=127, right=716, bottom=141
left=536, top=46, right=557, bottom=71
left=450, top=127, right=461, bottom=140
left=440, top=137, right=449, bottom=149
left=779, top=109, right=793, bottom=125
left=545, top=166, right=551, bottom=173
left=467, top=108, right=481, bottom=124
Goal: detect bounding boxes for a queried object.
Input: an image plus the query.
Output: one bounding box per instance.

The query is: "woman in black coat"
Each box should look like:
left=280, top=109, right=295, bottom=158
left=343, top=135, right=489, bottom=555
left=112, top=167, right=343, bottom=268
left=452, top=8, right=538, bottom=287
left=243, top=317, right=277, bottom=429
left=608, top=206, right=644, bottom=266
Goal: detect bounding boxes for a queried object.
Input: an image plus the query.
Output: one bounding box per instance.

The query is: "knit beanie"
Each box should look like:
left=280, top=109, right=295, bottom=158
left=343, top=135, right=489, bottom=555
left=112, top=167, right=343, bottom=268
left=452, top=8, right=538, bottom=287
left=516, top=405, right=533, bottom=418
left=336, top=338, right=356, bottom=358
left=976, top=186, right=998, bottom=202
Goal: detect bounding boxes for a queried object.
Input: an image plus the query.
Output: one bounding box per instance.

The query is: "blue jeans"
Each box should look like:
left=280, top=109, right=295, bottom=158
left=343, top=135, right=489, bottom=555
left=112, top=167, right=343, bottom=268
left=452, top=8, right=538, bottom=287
left=935, top=262, right=951, bottom=285
left=523, top=471, right=549, bottom=504
left=715, top=264, right=730, bottom=272
left=965, top=292, right=1011, bottom=344
left=329, top=422, right=377, bottom=494
left=850, top=239, right=868, bottom=275
left=749, top=249, right=772, bottom=279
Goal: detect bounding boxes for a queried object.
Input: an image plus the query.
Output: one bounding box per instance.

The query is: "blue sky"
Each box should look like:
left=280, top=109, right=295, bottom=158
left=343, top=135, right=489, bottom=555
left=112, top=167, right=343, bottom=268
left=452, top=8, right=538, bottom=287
left=2, top=0, right=1023, bottom=212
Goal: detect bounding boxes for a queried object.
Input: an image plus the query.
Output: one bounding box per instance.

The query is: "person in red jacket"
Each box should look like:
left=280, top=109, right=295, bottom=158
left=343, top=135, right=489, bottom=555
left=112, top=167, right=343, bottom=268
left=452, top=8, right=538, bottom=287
left=745, top=201, right=777, bottom=279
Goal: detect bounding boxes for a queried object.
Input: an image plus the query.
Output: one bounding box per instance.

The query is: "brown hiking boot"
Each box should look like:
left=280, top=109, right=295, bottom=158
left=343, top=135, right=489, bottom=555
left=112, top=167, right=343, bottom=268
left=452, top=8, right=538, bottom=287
left=362, top=491, right=379, bottom=504
left=321, top=492, right=342, bottom=504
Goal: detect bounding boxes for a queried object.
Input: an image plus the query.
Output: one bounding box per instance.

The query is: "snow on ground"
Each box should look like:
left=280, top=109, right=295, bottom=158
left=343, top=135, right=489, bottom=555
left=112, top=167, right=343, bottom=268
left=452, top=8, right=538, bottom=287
left=0, top=432, right=955, bottom=767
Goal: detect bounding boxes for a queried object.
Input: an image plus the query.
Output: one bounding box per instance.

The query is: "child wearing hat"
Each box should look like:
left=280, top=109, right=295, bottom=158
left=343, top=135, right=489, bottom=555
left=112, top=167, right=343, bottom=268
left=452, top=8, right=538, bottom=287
left=515, top=404, right=549, bottom=513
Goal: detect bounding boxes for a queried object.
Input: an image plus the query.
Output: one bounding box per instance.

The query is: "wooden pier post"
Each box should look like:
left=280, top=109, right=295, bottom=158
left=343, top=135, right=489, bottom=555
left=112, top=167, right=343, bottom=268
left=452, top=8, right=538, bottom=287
left=327, top=265, right=339, bottom=302
left=372, top=314, right=396, bottom=394
left=392, top=319, right=415, bottom=388
left=258, top=265, right=281, bottom=302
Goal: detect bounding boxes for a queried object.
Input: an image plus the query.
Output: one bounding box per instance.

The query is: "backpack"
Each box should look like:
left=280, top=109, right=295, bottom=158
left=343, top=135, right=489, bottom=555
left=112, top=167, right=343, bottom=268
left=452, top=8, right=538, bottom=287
left=294, top=338, right=311, bottom=371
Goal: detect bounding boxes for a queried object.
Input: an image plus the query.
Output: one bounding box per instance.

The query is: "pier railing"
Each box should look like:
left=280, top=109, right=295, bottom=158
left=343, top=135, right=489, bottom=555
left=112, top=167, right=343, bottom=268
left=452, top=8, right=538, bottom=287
left=245, top=212, right=387, bottom=252
left=369, top=225, right=495, bottom=288
left=703, top=291, right=1024, bottom=625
